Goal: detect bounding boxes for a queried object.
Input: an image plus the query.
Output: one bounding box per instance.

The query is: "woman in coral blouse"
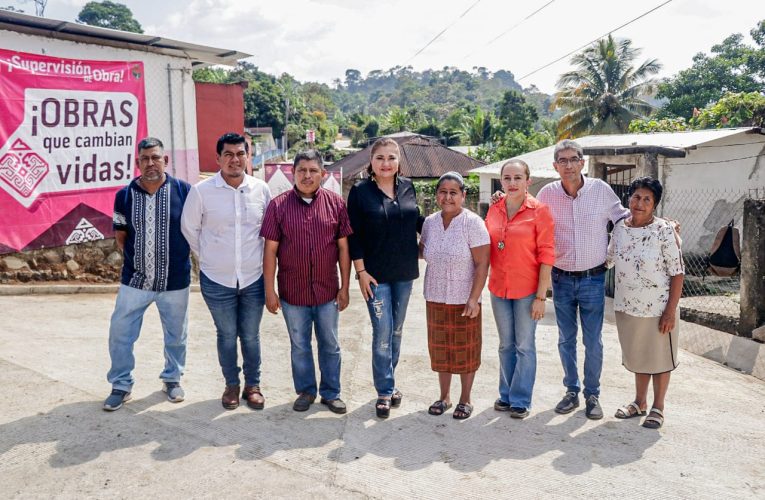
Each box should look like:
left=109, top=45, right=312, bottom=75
left=485, top=159, right=555, bottom=419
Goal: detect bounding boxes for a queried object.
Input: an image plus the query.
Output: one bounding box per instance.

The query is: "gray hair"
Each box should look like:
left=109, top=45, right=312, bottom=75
left=293, top=149, right=324, bottom=169
left=137, top=137, right=164, bottom=152
left=554, top=139, right=583, bottom=161
left=436, top=171, right=466, bottom=192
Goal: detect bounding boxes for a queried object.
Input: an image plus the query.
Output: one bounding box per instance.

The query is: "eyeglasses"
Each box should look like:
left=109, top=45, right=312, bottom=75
left=555, top=157, right=583, bottom=166
left=139, top=155, right=164, bottom=164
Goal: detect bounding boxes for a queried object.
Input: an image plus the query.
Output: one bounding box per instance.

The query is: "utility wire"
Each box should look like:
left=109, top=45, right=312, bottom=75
left=404, top=0, right=482, bottom=65
left=463, top=0, right=556, bottom=60
left=517, top=0, right=674, bottom=82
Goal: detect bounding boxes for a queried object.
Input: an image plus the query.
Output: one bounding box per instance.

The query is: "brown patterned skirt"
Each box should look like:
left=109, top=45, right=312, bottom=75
left=426, top=301, right=482, bottom=374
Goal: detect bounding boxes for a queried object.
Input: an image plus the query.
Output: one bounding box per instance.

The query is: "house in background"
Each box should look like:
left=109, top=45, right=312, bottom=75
left=327, top=132, right=485, bottom=197
left=471, top=127, right=765, bottom=254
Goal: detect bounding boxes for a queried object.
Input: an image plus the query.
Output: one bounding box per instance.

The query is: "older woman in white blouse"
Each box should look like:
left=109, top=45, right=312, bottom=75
left=608, top=176, right=684, bottom=429
left=419, top=172, right=490, bottom=420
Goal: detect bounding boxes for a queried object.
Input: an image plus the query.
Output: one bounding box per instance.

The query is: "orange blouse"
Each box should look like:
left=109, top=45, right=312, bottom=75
left=485, top=193, right=555, bottom=299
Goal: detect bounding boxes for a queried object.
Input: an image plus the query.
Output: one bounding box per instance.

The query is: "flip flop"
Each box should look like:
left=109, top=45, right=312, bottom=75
left=453, top=402, right=473, bottom=420
left=615, top=401, right=646, bottom=419
left=428, top=400, right=452, bottom=416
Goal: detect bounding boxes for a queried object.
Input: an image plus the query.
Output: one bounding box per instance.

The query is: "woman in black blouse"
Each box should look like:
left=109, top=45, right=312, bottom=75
left=347, top=137, right=422, bottom=418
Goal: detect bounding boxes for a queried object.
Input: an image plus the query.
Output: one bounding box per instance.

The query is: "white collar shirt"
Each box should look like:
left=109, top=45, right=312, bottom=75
left=537, top=176, right=629, bottom=272
left=181, top=172, right=272, bottom=288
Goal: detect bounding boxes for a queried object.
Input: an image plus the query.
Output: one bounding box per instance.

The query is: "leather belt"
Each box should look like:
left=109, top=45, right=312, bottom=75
left=553, top=264, right=608, bottom=278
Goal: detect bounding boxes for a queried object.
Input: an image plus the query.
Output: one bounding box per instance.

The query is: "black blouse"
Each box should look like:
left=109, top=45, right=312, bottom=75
left=347, top=176, right=423, bottom=284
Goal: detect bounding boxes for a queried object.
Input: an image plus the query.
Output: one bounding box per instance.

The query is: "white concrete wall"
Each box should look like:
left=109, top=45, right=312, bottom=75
left=660, top=132, right=765, bottom=254
left=0, top=29, right=200, bottom=183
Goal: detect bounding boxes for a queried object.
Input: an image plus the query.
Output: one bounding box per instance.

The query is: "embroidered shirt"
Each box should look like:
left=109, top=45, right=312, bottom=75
left=537, top=176, right=629, bottom=272
left=113, top=174, right=191, bottom=292
left=260, top=187, right=353, bottom=306
left=485, top=193, right=556, bottom=299
left=607, top=218, right=685, bottom=317
left=181, top=172, right=271, bottom=289
left=421, top=209, right=490, bottom=305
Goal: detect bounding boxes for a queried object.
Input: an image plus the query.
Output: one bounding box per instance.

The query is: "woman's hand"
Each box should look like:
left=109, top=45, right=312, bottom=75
left=358, top=272, right=378, bottom=301
left=531, top=298, right=545, bottom=321
left=659, top=307, right=676, bottom=334
left=462, top=298, right=481, bottom=319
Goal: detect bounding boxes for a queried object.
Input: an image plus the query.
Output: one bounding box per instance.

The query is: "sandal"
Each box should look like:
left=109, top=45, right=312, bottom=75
left=375, top=398, right=391, bottom=419
left=615, top=401, right=646, bottom=419
left=428, top=400, right=452, bottom=416
left=452, top=402, right=473, bottom=420
left=391, top=389, right=403, bottom=408
left=642, top=407, right=664, bottom=429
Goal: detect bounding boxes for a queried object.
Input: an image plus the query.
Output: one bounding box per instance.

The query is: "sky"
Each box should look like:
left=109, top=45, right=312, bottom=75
left=6, top=0, right=764, bottom=93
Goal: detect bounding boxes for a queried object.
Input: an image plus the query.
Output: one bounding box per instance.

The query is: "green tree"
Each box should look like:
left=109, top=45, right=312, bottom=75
left=76, top=1, right=143, bottom=33
left=495, top=89, right=538, bottom=135
left=691, top=91, right=765, bottom=128
left=458, top=108, right=493, bottom=146
left=628, top=117, right=691, bottom=133
left=554, top=34, right=661, bottom=138
left=657, top=21, right=765, bottom=119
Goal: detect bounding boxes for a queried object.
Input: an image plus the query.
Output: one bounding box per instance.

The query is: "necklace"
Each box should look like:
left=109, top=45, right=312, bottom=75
left=628, top=215, right=655, bottom=228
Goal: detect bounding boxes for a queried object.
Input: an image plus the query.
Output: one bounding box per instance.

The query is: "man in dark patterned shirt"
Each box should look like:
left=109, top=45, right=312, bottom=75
left=103, top=137, right=192, bottom=411
left=261, top=150, right=352, bottom=414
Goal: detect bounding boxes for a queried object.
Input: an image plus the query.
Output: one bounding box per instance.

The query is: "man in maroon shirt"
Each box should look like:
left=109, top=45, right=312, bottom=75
left=261, top=150, right=353, bottom=414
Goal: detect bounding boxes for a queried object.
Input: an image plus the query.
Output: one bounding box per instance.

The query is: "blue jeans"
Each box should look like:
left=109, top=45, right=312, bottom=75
left=491, top=292, right=537, bottom=409
left=552, top=270, right=606, bottom=398
left=200, top=272, right=265, bottom=387
left=365, top=280, right=413, bottom=397
left=281, top=299, right=341, bottom=400
left=107, top=284, right=189, bottom=392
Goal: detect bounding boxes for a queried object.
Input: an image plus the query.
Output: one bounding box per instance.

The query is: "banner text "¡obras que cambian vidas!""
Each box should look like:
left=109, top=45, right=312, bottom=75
left=0, top=49, right=147, bottom=254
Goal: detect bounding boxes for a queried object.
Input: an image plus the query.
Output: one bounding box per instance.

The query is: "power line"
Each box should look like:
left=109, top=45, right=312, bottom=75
left=517, top=0, right=674, bottom=82
left=463, top=0, right=556, bottom=60
left=404, top=0, right=482, bottom=65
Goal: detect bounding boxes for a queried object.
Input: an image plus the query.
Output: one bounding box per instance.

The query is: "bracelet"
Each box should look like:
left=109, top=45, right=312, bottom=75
left=535, top=296, right=547, bottom=302
left=355, top=269, right=367, bottom=280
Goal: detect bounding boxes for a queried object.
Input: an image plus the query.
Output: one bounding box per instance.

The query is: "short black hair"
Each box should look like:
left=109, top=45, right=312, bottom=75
left=293, top=149, right=324, bottom=169
left=137, top=137, right=163, bottom=152
left=628, top=176, right=663, bottom=205
left=216, top=132, right=248, bottom=156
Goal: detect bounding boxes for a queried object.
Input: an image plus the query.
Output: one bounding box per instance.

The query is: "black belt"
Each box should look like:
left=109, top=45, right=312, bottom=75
left=553, top=264, right=608, bottom=277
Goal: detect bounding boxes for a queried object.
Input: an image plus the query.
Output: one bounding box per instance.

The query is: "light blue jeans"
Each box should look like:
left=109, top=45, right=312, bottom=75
left=200, top=272, right=265, bottom=387
left=552, top=271, right=606, bottom=398
left=107, top=284, right=189, bottom=392
left=281, top=299, right=341, bottom=400
left=365, top=280, right=413, bottom=397
left=491, top=292, right=538, bottom=409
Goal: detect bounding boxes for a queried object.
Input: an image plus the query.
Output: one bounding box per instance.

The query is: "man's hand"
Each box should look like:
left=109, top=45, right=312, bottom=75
left=265, top=289, right=280, bottom=314
left=490, top=190, right=504, bottom=204
left=337, top=287, right=349, bottom=311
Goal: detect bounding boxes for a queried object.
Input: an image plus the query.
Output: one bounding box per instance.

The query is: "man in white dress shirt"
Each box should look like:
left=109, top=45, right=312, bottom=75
left=537, top=139, right=629, bottom=420
left=181, top=132, right=272, bottom=410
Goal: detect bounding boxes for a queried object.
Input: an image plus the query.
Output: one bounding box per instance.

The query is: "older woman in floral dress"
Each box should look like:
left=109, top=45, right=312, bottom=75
left=608, top=176, right=684, bottom=429
left=420, top=172, right=490, bottom=419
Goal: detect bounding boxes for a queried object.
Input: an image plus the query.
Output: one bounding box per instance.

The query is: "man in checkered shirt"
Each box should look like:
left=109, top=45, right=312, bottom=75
left=537, top=139, right=629, bottom=420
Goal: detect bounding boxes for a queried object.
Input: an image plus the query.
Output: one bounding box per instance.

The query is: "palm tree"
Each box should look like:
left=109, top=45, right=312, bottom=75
left=553, top=35, right=661, bottom=138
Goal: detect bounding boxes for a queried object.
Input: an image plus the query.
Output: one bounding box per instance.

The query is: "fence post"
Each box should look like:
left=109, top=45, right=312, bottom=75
left=739, top=199, right=765, bottom=337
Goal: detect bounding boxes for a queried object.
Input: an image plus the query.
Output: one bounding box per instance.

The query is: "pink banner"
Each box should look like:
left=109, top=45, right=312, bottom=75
left=0, top=49, right=147, bottom=253
left=265, top=162, right=342, bottom=197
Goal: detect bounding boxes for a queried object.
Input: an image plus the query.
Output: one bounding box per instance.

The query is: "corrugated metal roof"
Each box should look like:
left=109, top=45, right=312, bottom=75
left=471, top=127, right=761, bottom=178
left=328, top=133, right=485, bottom=179
left=0, top=10, right=250, bottom=67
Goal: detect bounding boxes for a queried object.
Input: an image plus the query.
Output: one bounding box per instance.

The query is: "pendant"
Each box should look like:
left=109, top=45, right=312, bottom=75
left=498, top=241, right=505, bottom=250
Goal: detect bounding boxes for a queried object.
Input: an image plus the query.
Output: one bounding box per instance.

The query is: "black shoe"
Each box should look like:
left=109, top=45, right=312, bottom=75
left=320, top=397, right=347, bottom=414
left=494, top=399, right=511, bottom=412
left=293, top=393, right=315, bottom=412
left=509, top=407, right=529, bottom=419
left=585, top=395, right=604, bottom=420
left=555, top=391, right=580, bottom=414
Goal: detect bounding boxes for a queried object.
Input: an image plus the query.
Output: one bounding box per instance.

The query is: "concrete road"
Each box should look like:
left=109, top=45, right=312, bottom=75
left=1, top=269, right=764, bottom=499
